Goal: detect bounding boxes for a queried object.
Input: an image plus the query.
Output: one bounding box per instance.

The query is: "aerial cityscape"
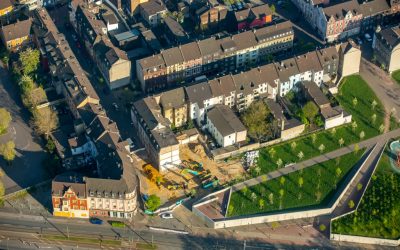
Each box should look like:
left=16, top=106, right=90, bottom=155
left=0, top=0, right=399, bottom=249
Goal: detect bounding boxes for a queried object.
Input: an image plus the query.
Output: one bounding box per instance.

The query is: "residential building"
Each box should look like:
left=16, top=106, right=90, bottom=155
left=295, top=51, right=324, bottom=86
left=158, top=87, right=187, bottom=127
left=139, top=0, right=167, bottom=27
left=232, top=4, right=273, bottom=31
left=194, top=5, right=228, bottom=30
left=16, top=0, right=41, bottom=10
left=93, top=40, right=132, bottom=89
left=0, top=0, right=13, bottom=17
left=0, top=19, right=32, bottom=51
left=52, top=173, right=89, bottom=218
left=72, top=2, right=132, bottom=89
left=275, top=58, right=301, bottom=96
left=316, top=45, right=339, bottom=81
left=103, top=13, right=119, bottom=32
left=337, top=39, right=361, bottom=78
left=372, top=25, right=400, bottom=73
left=124, top=0, right=148, bottom=15
left=359, top=0, right=390, bottom=32
left=206, top=104, right=247, bottom=147
left=136, top=21, right=294, bottom=92
left=301, top=81, right=352, bottom=129
left=163, top=16, right=188, bottom=44
left=110, top=0, right=122, bottom=10
left=131, top=97, right=181, bottom=172
left=185, top=81, right=223, bottom=125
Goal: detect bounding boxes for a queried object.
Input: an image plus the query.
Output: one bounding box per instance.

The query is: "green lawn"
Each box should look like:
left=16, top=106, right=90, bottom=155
left=257, top=75, right=384, bottom=174
left=228, top=150, right=365, bottom=217
left=392, top=70, right=400, bottom=85
left=332, top=145, right=400, bottom=239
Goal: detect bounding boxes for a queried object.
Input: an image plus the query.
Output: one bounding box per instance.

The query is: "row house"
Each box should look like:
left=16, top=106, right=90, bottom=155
left=157, top=87, right=188, bottom=127
left=35, top=8, right=139, bottom=219
left=0, top=0, right=13, bottom=17
left=136, top=21, right=294, bottom=92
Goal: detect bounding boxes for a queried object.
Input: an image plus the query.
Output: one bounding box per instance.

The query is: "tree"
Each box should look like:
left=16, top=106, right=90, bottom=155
left=279, top=189, right=285, bottom=198
left=311, top=133, right=317, bottom=145
left=0, top=108, right=12, bottom=134
left=354, top=143, right=360, bottom=154
left=336, top=167, right=342, bottom=178
left=352, top=97, right=358, bottom=107
left=155, top=176, right=164, bottom=186
left=348, top=200, right=355, bottom=209
left=228, top=204, right=234, bottom=215
left=259, top=199, right=265, bottom=209
left=359, top=131, right=365, bottom=140
left=371, top=113, right=377, bottom=124
left=351, top=121, right=358, bottom=132
left=302, top=101, right=319, bottom=124
left=19, top=48, right=40, bottom=75
left=45, top=138, right=56, bottom=153
left=280, top=176, right=286, bottom=186
left=0, top=140, right=16, bottom=163
left=31, top=107, right=58, bottom=138
left=146, top=194, right=161, bottom=211
left=20, top=74, right=35, bottom=94
left=241, top=101, right=272, bottom=141
left=339, top=138, right=345, bottom=147
left=268, top=193, right=274, bottom=205
left=357, top=183, right=363, bottom=191
left=242, top=187, right=248, bottom=196
left=254, top=166, right=261, bottom=176
left=318, top=144, right=325, bottom=153
left=268, top=148, right=276, bottom=158
left=330, top=128, right=336, bottom=137
left=298, top=177, right=304, bottom=188
left=297, top=151, right=304, bottom=161
left=379, top=124, right=385, bottom=133
left=315, top=191, right=322, bottom=202
left=290, top=141, right=297, bottom=150
left=22, top=87, right=46, bottom=108
left=270, top=4, right=276, bottom=13
left=276, top=158, right=283, bottom=168
left=251, top=192, right=257, bottom=202
left=371, top=100, right=377, bottom=110
left=319, top=224, right=327, bottom=231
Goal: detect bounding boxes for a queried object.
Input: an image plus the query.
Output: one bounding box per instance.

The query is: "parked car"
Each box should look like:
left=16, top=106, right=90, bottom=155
left=161, top=213, right=173, bottom=219
left=112, top=103, right=119, bottom=111
left=364, top=33, right=372, bottom=42
left=89, top=217, right=103, bottom=225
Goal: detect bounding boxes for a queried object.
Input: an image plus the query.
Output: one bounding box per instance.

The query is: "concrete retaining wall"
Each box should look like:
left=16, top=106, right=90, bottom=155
left=330, top=234, right=399, bottom=246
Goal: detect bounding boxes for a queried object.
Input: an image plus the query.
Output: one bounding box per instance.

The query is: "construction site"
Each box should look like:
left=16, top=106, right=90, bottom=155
left=138, top=140, right=246, bottom=206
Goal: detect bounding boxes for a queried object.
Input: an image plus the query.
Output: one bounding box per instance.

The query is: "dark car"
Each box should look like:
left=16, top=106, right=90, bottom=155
left=89, top=217, right=103, bottom=225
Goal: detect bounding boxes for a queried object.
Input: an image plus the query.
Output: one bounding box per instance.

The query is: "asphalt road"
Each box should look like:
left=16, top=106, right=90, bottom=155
left=0, top=62, right=49, bottom=194
left=0, top=212, right=300, bottom=250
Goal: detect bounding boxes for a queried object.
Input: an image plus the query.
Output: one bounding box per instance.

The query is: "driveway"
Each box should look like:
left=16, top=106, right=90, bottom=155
left=0, top=63, right=49, bottom=194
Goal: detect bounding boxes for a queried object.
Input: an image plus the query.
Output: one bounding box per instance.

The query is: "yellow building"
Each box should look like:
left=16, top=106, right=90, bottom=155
left=158, top=87, right=188, bottom=128
left=0, top=19, right=32, bottom=51
left=0, top=0, right=13, bottom=17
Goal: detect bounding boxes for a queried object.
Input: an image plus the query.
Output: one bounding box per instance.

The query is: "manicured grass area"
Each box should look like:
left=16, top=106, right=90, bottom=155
left=392, top=70, right=400, bottom=85
left=43, top=235, right=121, bottom=246
left=228, top=150, right=364, bottom=217
left=257, top=75, right=384, bottom=174
left=109, top=221, right=126, bottom=228
left=332, top=145, right=400, bottom=239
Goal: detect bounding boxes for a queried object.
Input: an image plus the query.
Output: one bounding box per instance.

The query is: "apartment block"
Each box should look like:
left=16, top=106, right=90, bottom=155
left=373, top=25, right=400, bottom=73
left=206, top=104, right=247, bottom=147
left=71, top=0, right=132, bottom=89
left=131, top=98, right=181, bottom=172
left=233, top=4, right=273, bottom=31
left=0, top=19, right=32, bottom=51
left=136, top=21, right=294, bottom=93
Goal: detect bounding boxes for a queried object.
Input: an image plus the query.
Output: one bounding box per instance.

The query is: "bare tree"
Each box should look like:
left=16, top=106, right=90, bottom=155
left=31, top=107, right=58, bottom=138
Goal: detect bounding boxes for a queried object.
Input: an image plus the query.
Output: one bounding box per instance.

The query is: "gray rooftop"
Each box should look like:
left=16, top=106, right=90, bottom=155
left=207, top=104, right=246, bottom=137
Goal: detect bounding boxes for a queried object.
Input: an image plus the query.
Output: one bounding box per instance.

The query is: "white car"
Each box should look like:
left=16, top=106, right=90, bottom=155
left=161, top=213, right=173, bottom=219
